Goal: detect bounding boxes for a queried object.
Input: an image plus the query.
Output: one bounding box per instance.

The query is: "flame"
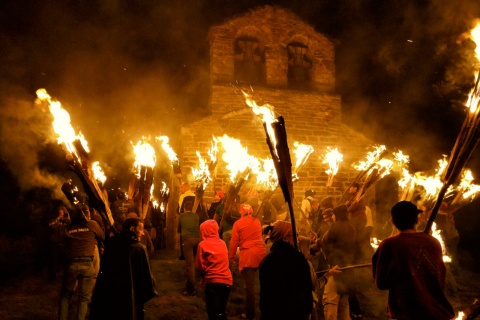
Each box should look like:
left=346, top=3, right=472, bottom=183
left=92, top=161, right=107, bottom=184
left=160, top=202, right=165, bottom=212
left=431, top=222, right=452, bottom=263
left=393, top=150, right=410, bottom=166
left=457, top=169, right=480, bottom=200
left=293, top=141, right=314, bottom=171
left=322, top=147, right=343, bottom=180
left=132, top=139, right=156, bottom=169
left=376, top=159, right=393, bottom=179
left=208, top=139, right=218, bottom=164
left=415, top=156, right=451, bottom=201
left=243, top=91, right=279, bottom=156
left=455, top=311, right=465, bottom=320
left=160, top=181, right=169, bottom=195
left=252, top=157, right=278, bottom=191
left=354, top=145, right=387, bottom=171
left=370, top=237, right=381, bottom=250
left=467, top=23, right=480, bottom=113
left=156, top=135, right=178, bottom=162
left=36, top=89, right=90, bottom=155
left=191, top=151, right=211, bottom=190
left=215, top=134, right=257, bottom=183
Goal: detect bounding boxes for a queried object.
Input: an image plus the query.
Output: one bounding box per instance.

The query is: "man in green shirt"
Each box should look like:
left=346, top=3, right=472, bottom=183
left=178, top=200, right=201, bottom=296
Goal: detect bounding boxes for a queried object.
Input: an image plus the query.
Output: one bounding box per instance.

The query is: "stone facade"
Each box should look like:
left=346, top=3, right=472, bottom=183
left=179, top=5, right=375, bottom=207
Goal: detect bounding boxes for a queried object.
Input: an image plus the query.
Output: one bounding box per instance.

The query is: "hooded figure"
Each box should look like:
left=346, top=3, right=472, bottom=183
left=259, top=221, right=313, bottom=320
left=196, top=220, right=233, bottom=320
left=90, top=218, right=157, bottom=320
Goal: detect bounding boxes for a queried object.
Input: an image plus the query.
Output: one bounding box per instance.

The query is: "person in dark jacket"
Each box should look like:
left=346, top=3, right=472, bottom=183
left=259, top=220, right=313, bottom=320
left=90, top=217, right=157, bottom=320
left=321, top=205, right=356, bottom=320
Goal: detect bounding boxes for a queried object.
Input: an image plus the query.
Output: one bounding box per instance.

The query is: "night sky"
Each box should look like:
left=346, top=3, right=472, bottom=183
left=2, top=1, right=480, bottom=206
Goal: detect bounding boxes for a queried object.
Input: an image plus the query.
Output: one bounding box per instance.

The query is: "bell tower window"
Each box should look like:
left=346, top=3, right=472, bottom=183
left=287, top=42, right=312, bottom=89
left=234, top=37, right=265, bottom=86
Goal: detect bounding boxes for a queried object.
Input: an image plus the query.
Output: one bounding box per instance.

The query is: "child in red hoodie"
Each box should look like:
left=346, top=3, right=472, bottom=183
left=196, top=219, right=233, bottom=319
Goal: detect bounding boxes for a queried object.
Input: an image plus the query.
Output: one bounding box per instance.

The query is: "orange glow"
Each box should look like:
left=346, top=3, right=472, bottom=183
left=243, top=91, right=279, bottom=157
left=36, top=88, right=89, bottom=155
left=431, top=222, right=452, bottom=263
left=191, top=150, right=211, bottom=190
left=215, top=134, right=256, bottom=183
left=293, top=141, right=314, bottom=171
left=322, top=147, right=343, bottom=186
left=156, top=135, right=178, bottom=162
left=92, top=161, right=107, bottom=184
left=354, top=145, right=387, bottom=171
left=252, top=157, right=278, bottom=191
left=132, top=139, right=156, bottom=169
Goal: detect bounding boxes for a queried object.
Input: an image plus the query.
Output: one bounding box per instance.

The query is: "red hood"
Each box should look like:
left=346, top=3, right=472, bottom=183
left=200, top=219, right=220, bottom=240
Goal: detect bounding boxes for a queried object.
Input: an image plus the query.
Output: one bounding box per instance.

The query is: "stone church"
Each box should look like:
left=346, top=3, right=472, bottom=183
left=179, top=5, right=374, bottom=207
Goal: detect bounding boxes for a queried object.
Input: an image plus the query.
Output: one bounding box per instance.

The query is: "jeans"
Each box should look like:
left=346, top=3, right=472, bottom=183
left=183, top=237, right=200, bottom=293
left=241, top=268, right=257, bottom=319
left=205, top=282, right=231, bottom=320
left=58, top=258, right=95, bottom=320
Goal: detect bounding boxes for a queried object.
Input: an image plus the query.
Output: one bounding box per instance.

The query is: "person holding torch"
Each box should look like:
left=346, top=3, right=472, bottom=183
left=372, top=201, right=454, bottom=320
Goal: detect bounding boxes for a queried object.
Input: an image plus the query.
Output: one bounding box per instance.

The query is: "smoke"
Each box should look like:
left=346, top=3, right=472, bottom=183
left=0, top=83, right=67, bottom=199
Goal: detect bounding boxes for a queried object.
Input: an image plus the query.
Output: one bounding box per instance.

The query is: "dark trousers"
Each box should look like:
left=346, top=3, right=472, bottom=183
left=205, top=282, right=231, bottom=320
left=241, top=268, right=257, bottom=319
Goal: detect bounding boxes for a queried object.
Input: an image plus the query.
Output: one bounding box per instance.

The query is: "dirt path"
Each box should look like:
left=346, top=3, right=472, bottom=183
left=0, top=248, right=478, bottom=319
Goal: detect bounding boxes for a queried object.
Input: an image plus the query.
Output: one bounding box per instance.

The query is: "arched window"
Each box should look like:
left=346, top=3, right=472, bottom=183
left=234, top=37, right=265, bottom=86
left=287, top=42, right=312, bottom=89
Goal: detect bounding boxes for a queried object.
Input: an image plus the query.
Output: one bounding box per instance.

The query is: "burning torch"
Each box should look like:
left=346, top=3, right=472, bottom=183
left=35, top=89, right=115, bottom=231
left=338, top=145, right=388, bottom=205
left=243, top=92, right=298, bottom=250
left=322, top=147, right=344, bottom=189
left=131, top=139, right=156, bottom=220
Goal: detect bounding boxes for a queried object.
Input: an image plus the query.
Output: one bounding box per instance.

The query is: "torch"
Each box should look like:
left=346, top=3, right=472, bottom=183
left=35, top=89, right=116, bottom=231
left=244, top=92, right=298, bottom=249
left=131, top=139, right=156, bottom=220
left=424, top=24, right=480, bottom=233
left=354, top=158, right=393, bottom=204
left=215, top=134, right=254, bottom=233
left=322, top=147, right=344, bottom=190
left=157, top=135, right=182, bottom=181
left=338, top=145, right=388, bottom=204
left=191, top=149, right=214, bottom=221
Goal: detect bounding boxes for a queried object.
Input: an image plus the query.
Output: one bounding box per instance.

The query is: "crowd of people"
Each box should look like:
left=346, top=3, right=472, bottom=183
left=46, top=181, right=461, bottom=320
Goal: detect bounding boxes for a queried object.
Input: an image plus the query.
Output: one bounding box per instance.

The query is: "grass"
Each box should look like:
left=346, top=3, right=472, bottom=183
left=0, top=248, right=479, bottom=319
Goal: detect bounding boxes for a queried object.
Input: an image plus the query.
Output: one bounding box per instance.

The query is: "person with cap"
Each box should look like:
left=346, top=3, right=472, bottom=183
left=259, top=220, right=313, bottom=320
left=196, top=219, right=233, bottom=320
left=372, top=201, right=455, bottom=320
left=299, top=189, right=316, bottom=234
left=321, top=205, right=356, bottom=320
left=229, top=203, right=266, bottom=320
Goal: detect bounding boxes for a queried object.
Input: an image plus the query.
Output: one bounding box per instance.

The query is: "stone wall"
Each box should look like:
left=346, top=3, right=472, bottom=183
left=208, top=5, right=335, bottom=92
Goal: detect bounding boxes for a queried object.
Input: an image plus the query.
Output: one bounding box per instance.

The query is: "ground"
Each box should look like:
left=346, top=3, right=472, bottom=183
left=0, top=248, right=479, bottom=319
